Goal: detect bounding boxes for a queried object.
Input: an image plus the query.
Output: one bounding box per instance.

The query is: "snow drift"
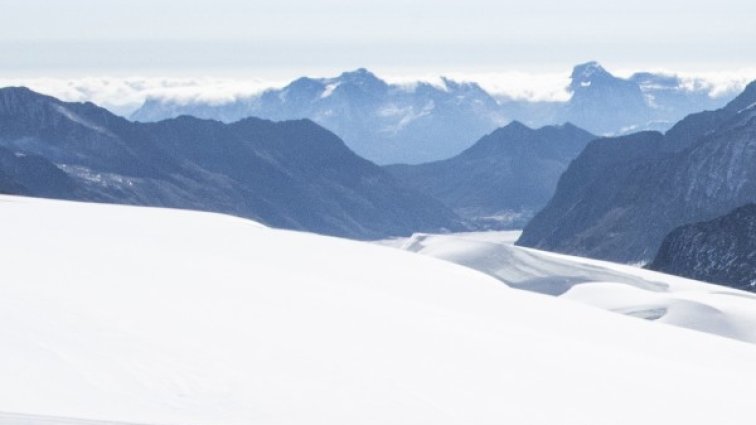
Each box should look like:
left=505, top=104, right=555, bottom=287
left=384, top=231, right=756, bottom=344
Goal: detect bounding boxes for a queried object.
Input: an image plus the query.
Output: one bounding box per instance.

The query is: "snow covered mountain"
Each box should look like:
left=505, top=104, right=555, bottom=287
left=649, top=204, right=756, bottom=291
left=0, top=87, right=462, bottom=239
left=130, top=64, right=734, bottom=164
left=133, top=69, right=508, bottom=164
left=561, top=61, right=653, bottom=134
left=3, top=195, right=756, bottom=425
left=509, top=62, right=734, bottom=134
left=518, top=80, right=756, bottom=263
left=385, top=121, right=596, bottom=228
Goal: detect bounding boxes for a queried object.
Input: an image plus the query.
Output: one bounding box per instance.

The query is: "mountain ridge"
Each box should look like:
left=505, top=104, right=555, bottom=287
left=517, top=80, right=756, bottom=263
left=0, top=87, right=463, bottom=239
left=649, top=203, right=756, bottom=291
left=131, top=63, right=736, bottom=164
left=385, top=121, right=596, bottom=228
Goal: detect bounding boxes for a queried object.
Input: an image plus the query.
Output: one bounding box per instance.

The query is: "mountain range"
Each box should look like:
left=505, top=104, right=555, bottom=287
left=0, top=86, right=462, bottom=239
left=131, top=62, right=735, bottom=164
left=385, top=121, right=596, bottom=228
left=649, top=204, right=756, bottom=291
left=517, top=81, right=756, bottom=263
left=133, top=68, right=508, bottom=164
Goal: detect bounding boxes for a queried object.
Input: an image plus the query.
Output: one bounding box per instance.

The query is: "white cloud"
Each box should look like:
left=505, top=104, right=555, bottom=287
left=612, top=67, right=756, bottom=98
left=2, top=68, right=754, bottom=116
left=0, top=76, right=285, bottom=116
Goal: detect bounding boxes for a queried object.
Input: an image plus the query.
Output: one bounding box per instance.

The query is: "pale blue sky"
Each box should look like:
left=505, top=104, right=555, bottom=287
left=1, top=0, right=755, bottom=77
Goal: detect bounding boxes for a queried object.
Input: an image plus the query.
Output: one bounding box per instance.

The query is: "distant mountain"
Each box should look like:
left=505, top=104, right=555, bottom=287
left=0, top=86, right=463, bottom=239
left=517, top=81, right=756, bottom=263
left=629, top=72, right=730, bottom=126
left=648, top=204, right=756, bottom=291
left=504, top=62, right=732, bottom=135
left=133, top=69, right=508, bottom=164
left=130, top=64, right=736, bottom=164
left=385, top=121, right=596, bottom=228
left=562, top=62, right=652, bottom=134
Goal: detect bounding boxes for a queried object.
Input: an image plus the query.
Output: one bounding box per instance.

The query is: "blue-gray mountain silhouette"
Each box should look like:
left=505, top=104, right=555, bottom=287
left=649, top=204, right=756, bottom=291
left=131, top=64, right=734, bottom=164
left=133, top=69, right=508, bottom=164
left=385, top=121, right=596, bottom=228
left=0, top=87, right=463, bottom=238
left=517, top=81, right=756, bottom=263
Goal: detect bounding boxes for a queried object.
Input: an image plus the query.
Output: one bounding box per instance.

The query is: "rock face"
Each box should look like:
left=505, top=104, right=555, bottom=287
left=649, top=204, right=756, bottom=291
left=130, top=64, right=733, bottom=165
left=385, top=121, right=596, bottom=228
left=0, top=87, right=463, bottom=239
left=517, top=81, right=756, bottom=263
left=563, top=62, right=652, bottom=135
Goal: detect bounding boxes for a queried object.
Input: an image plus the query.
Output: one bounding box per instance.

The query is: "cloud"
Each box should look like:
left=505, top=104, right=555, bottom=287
left=612, top=67, right=756, bottom=98
left=2, top=68, right=754, bottom=116
left=0, top=76, right=285, bottom=116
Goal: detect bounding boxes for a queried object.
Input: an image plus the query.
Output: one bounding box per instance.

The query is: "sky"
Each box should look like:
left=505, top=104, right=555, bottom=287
left=1, top=0, right=755, bottom=112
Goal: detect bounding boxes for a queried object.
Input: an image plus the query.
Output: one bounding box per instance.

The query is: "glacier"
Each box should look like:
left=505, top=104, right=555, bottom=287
left=1, top=196, right=756, bottom=425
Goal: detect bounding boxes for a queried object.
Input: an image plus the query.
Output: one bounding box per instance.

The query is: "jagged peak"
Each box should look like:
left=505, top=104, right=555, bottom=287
left=571, top=61, right=611, bottom=79
left=569, top=61, right=617, bottom=89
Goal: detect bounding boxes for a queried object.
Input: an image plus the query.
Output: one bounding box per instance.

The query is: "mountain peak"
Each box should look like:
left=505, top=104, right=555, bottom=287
left=341, top=67, right=373, bottom=77
left=337, top=68, right=384, bottom=85
left=0, top=86, right=35, bottom=95
left=569, top=61, right=616, bottom=90
left=473, top=120, right=534, bottom=143
left=571, top=61, right=610, bottom=78
left=558, top=122, right=580, bottom=131
left=0, top=86, right=66, bottom=117
left=505, top=119, right=530, bottom=129
left=285, top=76, right=325, bottom=91
left=496, top=120, right=532, bottom=134
left=0, top=86, right=54, bottom=104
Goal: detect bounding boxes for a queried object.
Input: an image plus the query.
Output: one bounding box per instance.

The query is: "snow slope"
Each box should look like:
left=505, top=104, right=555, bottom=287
left=383, top=231, right=756, bottom=344
left=0, top=412, right=145, bottom=425
left=2, top=196, right=756, bottom=425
